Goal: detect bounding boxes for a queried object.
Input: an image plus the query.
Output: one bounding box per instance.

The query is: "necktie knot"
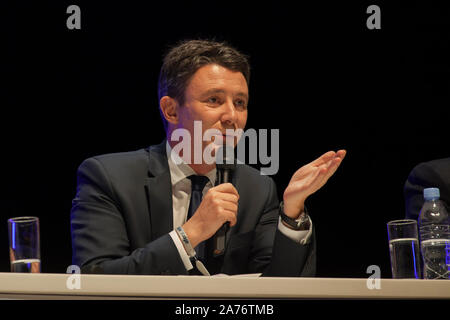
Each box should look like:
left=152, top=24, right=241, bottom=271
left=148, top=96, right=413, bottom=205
left=188, top=175, right=209, bottom=192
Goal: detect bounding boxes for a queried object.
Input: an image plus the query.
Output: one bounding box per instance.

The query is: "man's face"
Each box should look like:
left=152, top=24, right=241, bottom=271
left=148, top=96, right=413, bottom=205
left=174, top=64, right=248, bottom=163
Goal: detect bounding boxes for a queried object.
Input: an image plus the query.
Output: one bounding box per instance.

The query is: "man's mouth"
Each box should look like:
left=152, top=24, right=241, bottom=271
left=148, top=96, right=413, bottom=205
left=209, top=134, right=235, bottom=146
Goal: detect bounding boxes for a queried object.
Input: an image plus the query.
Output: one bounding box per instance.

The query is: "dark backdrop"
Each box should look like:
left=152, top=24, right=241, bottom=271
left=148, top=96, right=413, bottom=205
left=2, top=1, right=449, bottom=278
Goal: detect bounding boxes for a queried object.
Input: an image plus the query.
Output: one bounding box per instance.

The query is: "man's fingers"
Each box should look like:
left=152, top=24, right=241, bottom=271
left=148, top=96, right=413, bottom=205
left=215, top=192, right=239, bottom=204
left=304, top=155, right=344, bottom=191
left=324, top=152, right=345, bottom=177
left=315, top=156, right=344, bottom=188
left=226, top=212, right=238, bottom=227
left=218, top=199, right=238, bottom=212
left=219, top=207, right=238, bottom=226
left=212, top=183, right=239, bottom=196
left=310, top=151, right=336, bottom=167
left=311, top=149, right=346, bottom=168
left=318, top=149, right=346, bottom=176
left=336, top=149, right=347, bottom=159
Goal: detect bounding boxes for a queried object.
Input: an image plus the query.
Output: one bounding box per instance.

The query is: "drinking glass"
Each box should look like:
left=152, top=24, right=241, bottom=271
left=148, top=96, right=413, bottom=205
left=8, top=216, right=41, bottom=273
left=387, top=219, right=421, bottom=279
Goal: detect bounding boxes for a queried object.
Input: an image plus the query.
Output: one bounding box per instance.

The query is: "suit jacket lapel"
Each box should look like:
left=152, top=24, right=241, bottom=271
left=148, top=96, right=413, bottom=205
left=145, top=140, right=174, bottom=241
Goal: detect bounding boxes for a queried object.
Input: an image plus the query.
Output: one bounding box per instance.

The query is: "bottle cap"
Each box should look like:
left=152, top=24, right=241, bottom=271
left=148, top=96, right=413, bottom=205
left=423, top=187, right=440, bottom=201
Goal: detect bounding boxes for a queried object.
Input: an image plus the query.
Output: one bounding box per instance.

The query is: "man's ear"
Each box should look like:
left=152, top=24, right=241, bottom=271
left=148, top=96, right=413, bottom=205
left=159, top=96, right=179, bottom=125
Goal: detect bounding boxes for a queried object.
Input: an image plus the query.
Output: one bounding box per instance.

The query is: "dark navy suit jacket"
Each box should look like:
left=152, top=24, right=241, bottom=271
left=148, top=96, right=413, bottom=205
left=70, top=141, right=316, bottom=276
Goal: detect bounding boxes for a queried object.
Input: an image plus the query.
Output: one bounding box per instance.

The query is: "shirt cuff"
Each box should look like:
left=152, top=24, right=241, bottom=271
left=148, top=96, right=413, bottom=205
left=277, top=216, right=313, bottom=245
left=169, top=230, right=193, bottom=271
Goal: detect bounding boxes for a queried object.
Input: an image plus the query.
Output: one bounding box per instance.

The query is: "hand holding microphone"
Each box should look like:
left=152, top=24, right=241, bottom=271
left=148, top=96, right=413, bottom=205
left=213, top=144, right=236, bottom=256
left=182, top=144, right=238, bottom=252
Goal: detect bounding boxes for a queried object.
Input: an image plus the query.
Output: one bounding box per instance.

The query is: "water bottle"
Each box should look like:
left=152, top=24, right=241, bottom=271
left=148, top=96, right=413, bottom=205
left=418, top=188, right=450, bottom=279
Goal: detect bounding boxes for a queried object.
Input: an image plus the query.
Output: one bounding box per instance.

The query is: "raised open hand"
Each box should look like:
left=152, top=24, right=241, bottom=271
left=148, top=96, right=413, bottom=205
left=283, top=150, right=346, bottom=218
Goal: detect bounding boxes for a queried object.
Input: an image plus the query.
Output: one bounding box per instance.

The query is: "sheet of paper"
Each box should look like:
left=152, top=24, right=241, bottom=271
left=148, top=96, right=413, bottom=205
left=211, top=273, right=262, bottom=278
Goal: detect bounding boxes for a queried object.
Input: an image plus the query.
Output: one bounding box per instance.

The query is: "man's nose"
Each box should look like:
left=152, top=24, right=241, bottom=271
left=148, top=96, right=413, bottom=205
left=221, top=99, right=237, bottom=126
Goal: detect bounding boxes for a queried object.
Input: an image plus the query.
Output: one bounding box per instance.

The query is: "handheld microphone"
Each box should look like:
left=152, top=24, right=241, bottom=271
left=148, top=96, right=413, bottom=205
left=213, top=144, right=236, bottom=257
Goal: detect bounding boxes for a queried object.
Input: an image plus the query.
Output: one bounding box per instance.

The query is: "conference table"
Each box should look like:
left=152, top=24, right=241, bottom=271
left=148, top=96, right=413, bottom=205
left=0, top=272, right=449, bottom=299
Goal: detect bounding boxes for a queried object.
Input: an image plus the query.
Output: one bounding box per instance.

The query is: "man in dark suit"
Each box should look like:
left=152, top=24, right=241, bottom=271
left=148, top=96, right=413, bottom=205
left=71, top=39, right=346, bottom=276
left=404, top=157, right=450, bottom=220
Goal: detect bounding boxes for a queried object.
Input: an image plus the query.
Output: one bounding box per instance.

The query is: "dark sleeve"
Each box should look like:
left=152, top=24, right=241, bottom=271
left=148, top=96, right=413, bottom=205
left=250, top=177, right=316, bottom=277
left=70, top=158, right=188, bottom=275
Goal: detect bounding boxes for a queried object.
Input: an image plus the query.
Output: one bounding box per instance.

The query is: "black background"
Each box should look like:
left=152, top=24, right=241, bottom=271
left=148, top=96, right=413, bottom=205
left=2, top=0, right=449, bottom=278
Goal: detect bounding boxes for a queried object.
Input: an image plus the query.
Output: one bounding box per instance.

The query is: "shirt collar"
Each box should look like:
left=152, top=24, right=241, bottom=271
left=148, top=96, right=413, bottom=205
left=166, top=141, right=216, bottom=186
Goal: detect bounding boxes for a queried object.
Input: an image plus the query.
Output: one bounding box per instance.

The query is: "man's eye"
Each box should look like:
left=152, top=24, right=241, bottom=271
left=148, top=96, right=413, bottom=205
left=208, top=97, right=219, bottom=104
left=235, top=100, right=247, bottom=109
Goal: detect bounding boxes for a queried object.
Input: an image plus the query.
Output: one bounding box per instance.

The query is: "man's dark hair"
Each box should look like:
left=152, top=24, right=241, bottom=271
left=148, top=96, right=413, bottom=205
left=158, top=39, right=250, bottom=132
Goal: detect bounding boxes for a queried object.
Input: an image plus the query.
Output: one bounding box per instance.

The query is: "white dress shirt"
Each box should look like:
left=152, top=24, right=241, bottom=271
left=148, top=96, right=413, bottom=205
left=166, top=142, right=313, bottom=272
